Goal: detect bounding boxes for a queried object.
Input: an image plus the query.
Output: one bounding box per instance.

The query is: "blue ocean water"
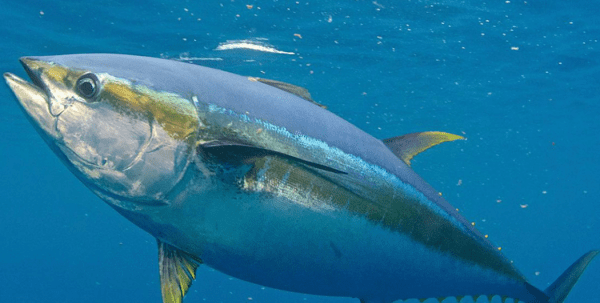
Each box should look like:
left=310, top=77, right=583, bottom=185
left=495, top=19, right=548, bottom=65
left=0, top=0, right=598, bottom=302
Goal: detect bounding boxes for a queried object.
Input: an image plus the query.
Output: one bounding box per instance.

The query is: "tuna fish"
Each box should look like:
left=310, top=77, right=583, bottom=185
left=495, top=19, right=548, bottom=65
left=4, top=54, right=596, bottom=303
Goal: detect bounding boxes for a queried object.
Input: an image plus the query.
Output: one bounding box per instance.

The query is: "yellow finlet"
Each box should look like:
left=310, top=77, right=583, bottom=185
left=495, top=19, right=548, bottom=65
left=158, top=240, right=203, bottom=303
left=382, top=131, right=465, bottom=166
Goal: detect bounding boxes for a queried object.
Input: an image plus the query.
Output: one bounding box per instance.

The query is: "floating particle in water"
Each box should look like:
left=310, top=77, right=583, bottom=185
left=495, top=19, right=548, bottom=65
left=372, top=1, right=385, bottom=9
left=520, top=204, right=528, bottom=208
left=496, top=199, right=502, bottom=203
left=39, top=10, right=44, bottom=16
left=511, top=46, right=519, bottom=50
left=294, top=33, right=303, bottom=39
left=535, top=271, right=540, bottom=276
left=542, top=190, right=547, bottom=194
left=246, top=5, right=253, bottom=9
left=457, top=179, right=462, bottom=186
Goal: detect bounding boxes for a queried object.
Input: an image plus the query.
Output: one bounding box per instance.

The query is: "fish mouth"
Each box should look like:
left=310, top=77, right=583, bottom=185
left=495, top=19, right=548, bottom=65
left=4, top=57, right=60, bottom=140
left=20, top=57, right=48, bottom=91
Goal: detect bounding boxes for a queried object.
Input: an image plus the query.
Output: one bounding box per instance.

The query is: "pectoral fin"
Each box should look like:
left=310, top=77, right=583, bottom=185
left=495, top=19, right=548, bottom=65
left=382, top=131, right=464, bottom=166
left=249, top=77, right=328, bottom=109
left=200, top=140, right=346, bottom=174
left=158, top=240, right=203, bottom=303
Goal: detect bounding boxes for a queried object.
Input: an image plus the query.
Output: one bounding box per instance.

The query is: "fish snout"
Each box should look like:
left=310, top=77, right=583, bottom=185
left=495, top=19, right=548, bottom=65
left=4, top=70, right=60, bottom=140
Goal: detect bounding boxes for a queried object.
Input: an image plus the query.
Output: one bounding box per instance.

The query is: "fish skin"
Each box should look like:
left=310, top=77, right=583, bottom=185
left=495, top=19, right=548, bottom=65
left=27, top=54, right=482, bottom=235
left=4, top=54, right=592, bottom=303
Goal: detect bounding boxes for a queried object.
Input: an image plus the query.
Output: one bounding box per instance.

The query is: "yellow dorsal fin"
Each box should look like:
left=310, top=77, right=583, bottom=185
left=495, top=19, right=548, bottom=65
left=158, top=239, right=203, bottom=303
left=249, top=77, right=328, bottom=109
left=382, top=131, right=464, bottom=166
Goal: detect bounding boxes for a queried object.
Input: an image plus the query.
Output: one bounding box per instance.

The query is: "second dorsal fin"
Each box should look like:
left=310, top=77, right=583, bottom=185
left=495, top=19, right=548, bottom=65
left=249, top=77, right=328, bottom=109
left=158, top=239, right=203, bottom=303
left=382, top=131, right=464, bottom=166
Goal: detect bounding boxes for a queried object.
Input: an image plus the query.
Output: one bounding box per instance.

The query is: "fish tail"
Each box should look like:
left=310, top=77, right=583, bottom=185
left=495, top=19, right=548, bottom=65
left=542, top=250, right=599, bottom=303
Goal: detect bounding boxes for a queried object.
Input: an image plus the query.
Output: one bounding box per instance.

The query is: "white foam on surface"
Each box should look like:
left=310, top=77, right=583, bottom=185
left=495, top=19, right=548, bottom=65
left=215, top=40, right=295, bottom=55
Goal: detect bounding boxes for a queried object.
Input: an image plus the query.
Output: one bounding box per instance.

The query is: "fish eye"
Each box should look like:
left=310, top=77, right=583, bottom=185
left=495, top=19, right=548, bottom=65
left=76, top=73, right=100, bottom=100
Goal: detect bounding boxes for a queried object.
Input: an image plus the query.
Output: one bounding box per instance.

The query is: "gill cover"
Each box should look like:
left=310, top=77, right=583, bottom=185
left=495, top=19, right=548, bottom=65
left=8, top=57, right=200, bottom=204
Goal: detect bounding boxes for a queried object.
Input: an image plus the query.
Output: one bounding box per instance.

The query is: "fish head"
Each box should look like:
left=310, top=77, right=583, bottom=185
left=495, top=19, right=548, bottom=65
left=4, top=55, right=200, bottom=206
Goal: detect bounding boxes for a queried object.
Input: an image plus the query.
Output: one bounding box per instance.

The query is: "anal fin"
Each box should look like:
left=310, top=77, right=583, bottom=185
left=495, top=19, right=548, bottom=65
left=158, top=239, right=203, bottom=303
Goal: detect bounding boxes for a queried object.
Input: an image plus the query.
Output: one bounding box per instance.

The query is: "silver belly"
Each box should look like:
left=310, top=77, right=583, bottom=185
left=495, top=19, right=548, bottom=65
left=153, top=186, right=525, bottom=302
